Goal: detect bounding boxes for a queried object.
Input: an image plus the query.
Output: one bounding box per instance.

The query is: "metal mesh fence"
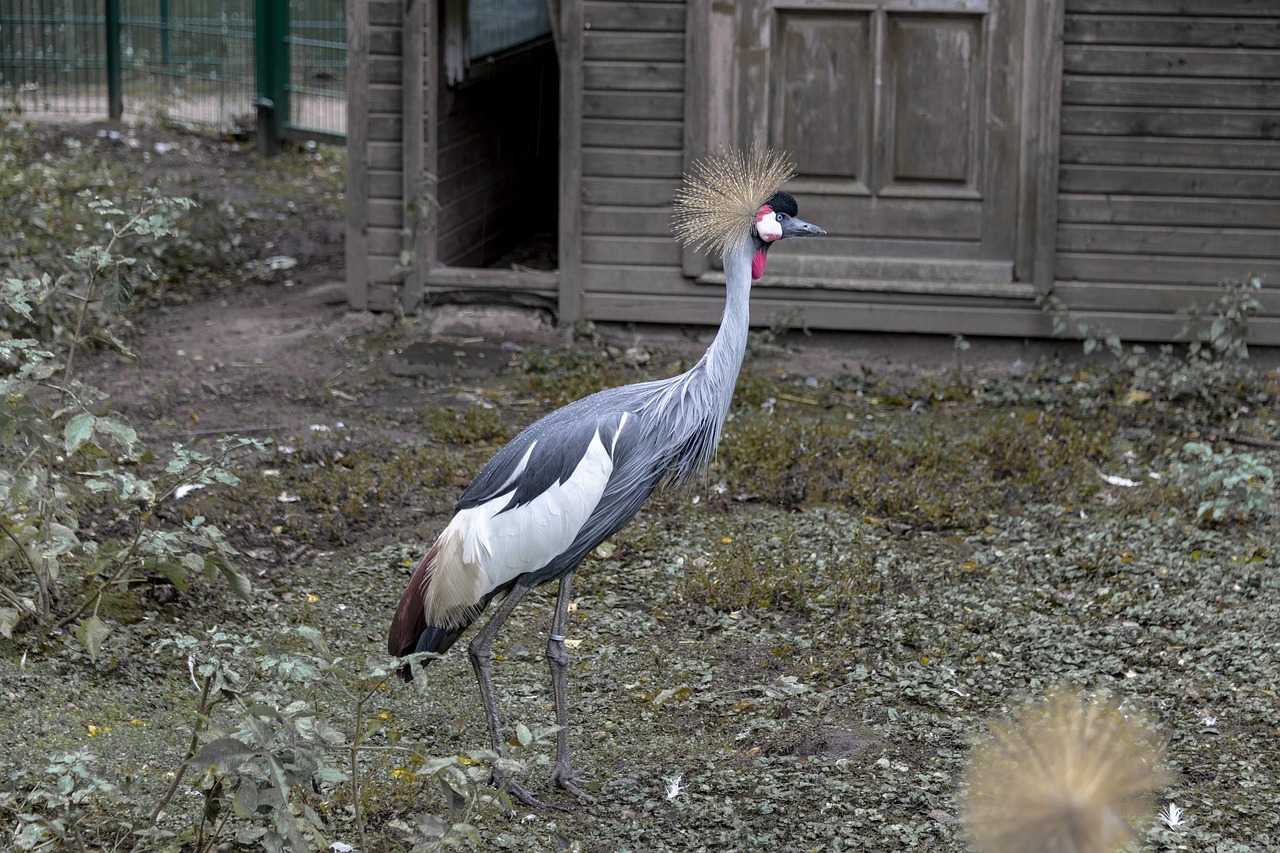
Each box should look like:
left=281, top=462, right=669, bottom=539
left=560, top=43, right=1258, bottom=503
left=0, top=0, right=344, bottom=137
left=1, top=0, right=109, bottom=118
left=120, top=0, right=255, bottom=130
left=286, top=0, right=343, bottom=136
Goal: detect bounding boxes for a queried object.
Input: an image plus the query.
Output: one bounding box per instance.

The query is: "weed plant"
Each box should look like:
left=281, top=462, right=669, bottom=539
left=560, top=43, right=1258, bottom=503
left=1035, top=279, right=1276, bottom=526
left=0, top=127, right=243, bottom=325
left=1037, top=277, right=1272, bottom=425
left=0, top=192, right=261, bottom=648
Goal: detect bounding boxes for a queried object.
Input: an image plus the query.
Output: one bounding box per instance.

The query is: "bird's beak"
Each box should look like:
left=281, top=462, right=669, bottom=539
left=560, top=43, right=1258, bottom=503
left=781, top=217, right=825, bottom=239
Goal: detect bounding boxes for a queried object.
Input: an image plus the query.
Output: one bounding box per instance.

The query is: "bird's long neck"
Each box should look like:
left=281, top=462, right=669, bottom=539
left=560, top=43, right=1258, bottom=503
left=653, top=236, right=755, bottom=487
left=699, top=237, right=755, bottom=405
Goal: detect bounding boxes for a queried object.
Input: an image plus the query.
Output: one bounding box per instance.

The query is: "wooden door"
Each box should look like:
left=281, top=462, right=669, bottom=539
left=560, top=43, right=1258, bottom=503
left=692, top=0, right=1048, bottom=296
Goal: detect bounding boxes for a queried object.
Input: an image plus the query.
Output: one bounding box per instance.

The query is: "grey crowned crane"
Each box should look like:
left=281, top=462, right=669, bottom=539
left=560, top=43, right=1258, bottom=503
left=388, top=147, right=824, bottom=808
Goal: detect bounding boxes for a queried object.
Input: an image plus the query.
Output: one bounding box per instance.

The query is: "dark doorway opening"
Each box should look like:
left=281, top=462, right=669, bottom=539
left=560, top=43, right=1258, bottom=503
left=435, top=40, right=560, bottom=273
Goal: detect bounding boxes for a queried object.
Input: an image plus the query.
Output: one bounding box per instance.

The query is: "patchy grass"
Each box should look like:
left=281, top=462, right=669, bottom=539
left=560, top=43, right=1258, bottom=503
left=1, top=121, right=1278, bottom=852
left=429, top=404, right=511, bottom=445
left=718, top=403, right=1122, bottom=523
left=4, top=342, right=1278, bottom=850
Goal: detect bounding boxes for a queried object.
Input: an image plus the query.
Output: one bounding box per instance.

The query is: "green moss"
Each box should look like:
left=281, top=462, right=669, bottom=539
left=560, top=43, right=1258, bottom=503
left=680, top=510, right=876, bottom=625
left=428, top=405, right=509, bottom=445
left=517, top=345, right=654, bottom=405
left=715, top=403, right=1135, bottom=528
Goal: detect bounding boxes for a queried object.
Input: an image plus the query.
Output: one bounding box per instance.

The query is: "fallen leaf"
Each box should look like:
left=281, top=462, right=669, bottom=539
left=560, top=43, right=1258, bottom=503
left=1123, top=389, right=1153, bottom=406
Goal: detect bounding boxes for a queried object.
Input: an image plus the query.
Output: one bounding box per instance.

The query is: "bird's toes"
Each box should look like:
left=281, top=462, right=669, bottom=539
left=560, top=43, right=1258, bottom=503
left=549, top=766, right=598, bottom=804
left=494, top=773, right=566, bottom=814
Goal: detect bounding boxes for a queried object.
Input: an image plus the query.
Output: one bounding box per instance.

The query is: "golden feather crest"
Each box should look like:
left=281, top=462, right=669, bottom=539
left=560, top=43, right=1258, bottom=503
left=962, top=688, right=1171, bottom=853
left=672, top=146, right=796, bottom=256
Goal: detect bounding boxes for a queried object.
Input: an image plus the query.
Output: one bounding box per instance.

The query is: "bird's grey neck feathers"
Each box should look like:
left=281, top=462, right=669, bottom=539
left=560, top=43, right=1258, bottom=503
left=700, top=236, right=754, bottom=400
left=653, top=236, right=755, bottom=485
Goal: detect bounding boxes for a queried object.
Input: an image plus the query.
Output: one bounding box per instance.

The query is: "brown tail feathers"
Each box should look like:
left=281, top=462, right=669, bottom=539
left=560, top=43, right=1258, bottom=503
left=388, top=541, right=486, bottom=680
left=388, top=541, right=436, bottom=659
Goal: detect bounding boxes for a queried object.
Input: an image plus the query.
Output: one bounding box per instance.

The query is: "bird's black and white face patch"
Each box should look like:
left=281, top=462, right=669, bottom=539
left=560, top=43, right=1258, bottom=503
left=754, top=190, right=802, bottom=244
left=749, top=191, right=821, bottom=280
left=754, top=206, right=783, bottom=243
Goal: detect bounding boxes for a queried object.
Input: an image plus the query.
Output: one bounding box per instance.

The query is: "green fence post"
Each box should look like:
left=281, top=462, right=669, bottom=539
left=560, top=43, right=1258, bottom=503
left=254, top=0, right=290, bottom=156
left=105, top=0, right=123, bottom=120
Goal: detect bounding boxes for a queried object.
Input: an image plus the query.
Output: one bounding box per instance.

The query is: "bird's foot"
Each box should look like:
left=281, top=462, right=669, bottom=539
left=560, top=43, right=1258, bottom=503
left=548, top=762, right=597, bottom=804
left=491, top=772, right=566, bottom=814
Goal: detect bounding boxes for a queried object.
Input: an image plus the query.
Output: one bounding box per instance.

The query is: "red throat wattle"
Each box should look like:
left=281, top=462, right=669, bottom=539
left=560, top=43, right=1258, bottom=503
left=751, top=249, right=768, bottom=280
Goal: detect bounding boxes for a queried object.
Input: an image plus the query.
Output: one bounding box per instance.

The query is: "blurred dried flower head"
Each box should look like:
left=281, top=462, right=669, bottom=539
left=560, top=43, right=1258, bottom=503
left=962, top=688, right=1171, bottom=853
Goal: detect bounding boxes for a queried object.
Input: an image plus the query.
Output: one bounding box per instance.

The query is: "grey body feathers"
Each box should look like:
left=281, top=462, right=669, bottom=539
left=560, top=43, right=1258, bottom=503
left=391, top=223, right=756, bottom=662
left=460, top=237, right=753, bottom=589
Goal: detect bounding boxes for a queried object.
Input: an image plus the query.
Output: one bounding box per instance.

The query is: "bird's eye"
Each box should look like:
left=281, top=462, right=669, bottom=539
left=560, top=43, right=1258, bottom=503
left=755, top=212, right=783, bottom=242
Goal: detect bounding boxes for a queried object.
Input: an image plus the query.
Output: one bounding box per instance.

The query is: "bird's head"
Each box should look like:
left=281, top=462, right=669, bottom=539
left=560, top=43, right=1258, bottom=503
left=750, top=190, right=825, bottom=279
left=672, top=147, right=825, bottom=281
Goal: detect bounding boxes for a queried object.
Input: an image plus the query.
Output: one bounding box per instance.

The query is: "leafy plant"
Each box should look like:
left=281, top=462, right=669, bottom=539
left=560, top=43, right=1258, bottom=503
left=1036, top=277, right=1269, bottom=422
left=1174, top=441, right=1275, bottom=524
left=0, top=192, right=261, bottom=650
left=0, top=750, right=130, bottom=851
left=1037, top=291, right=1123, bottom=359
left=1180, top=275, right=1264, bottom=365
left=1, top=128, right=253, bottom=314
left=746, top=305, right=808, bottom=360
left=0, top=618, right=546, bottom=852
left=146, top=629, right=349, bottom=852
left=142, top=625, right=550, bottom=852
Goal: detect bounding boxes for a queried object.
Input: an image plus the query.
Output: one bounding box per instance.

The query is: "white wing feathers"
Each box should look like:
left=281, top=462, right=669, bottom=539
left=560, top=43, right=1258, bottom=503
left=422, top=429, right=615, bottom=627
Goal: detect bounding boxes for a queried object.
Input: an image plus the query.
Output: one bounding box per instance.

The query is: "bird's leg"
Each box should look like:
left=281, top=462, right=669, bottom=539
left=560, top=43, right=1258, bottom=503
left=545, top=574, right=596, bottom=802
left=466, top=582, right=559, bottom=812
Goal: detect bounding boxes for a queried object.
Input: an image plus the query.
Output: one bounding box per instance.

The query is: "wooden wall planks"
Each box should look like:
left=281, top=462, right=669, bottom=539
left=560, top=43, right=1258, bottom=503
left=575, top=0, right=690, bottom=314
left=345, top=0, right=1278, bottom=344
left=1056, top=0, right=1280, bottom=337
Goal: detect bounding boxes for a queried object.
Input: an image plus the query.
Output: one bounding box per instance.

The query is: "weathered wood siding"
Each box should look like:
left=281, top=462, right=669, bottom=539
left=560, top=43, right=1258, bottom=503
left=576, top=0, right=691, bottom=310
left=576, top=0, right=1061, bottom=339
left=350, top=0, right=406, bottom=310
left=346, top=0, right=1278, bottom=344
left=349, top=4, right=560, bottom=310
left=1055, top=0, right=1280, bottom=341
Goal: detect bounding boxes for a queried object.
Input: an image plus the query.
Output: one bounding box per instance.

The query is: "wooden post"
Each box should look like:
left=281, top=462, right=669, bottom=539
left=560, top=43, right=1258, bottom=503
left=344, top=0, right=370, bottom=309
left=1027, top=0, right=1064, bottom=292
left=557, top=0, right=584, bottom=326
left=681, top=0, right=711, bottom=280
left=425, top=0, right=440, bottom=277
left=400, top=0, right=428, bottom=312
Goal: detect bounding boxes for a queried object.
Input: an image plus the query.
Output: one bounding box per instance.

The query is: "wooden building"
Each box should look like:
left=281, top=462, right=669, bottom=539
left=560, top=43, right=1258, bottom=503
left=344, top=0, right=1280, bottom=345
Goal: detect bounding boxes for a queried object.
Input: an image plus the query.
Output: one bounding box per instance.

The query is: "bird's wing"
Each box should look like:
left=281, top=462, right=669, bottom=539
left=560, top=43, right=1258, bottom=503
left=390, top=382, right=713, bottom=656
left=440, top=404, right=635, bottom=598
left=523, top=393, right=708, bottom=583
left=456, top=411, right=599, bottom=511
